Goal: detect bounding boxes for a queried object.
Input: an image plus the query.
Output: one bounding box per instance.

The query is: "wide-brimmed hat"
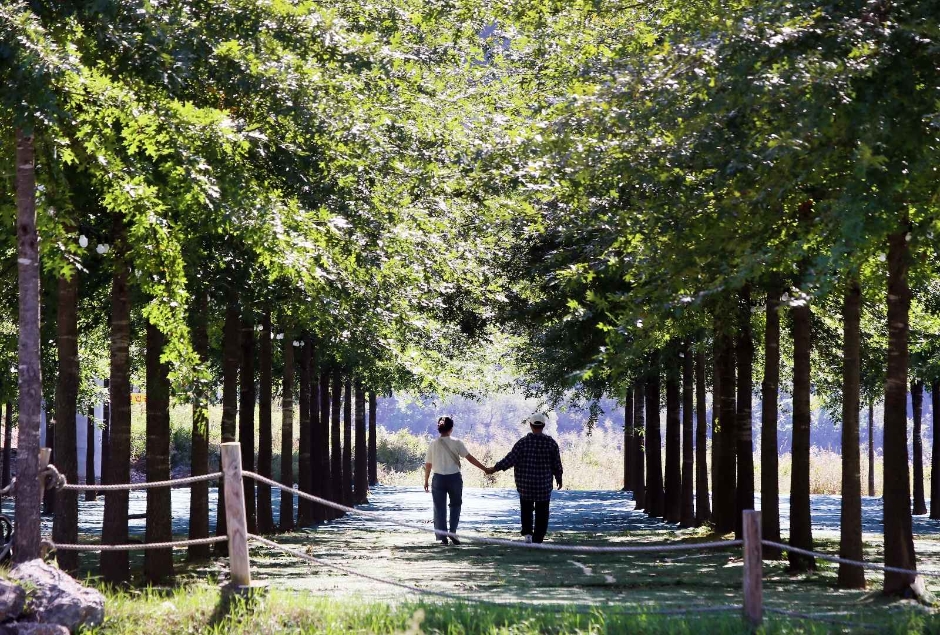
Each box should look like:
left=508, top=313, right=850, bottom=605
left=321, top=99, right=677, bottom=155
left=527, top=413, right=548, bottom=427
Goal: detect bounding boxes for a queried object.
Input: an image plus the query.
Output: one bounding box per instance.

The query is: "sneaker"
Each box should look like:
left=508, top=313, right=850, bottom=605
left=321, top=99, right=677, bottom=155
left=439, top=539, right=448, bottom=546
left=524, top=534, right=533, bottom=544
left=449, top=536, right=461, bottom=546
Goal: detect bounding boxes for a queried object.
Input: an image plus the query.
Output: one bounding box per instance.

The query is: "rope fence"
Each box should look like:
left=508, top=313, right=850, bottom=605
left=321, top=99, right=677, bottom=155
left=9, top=442, right=932, bottom=629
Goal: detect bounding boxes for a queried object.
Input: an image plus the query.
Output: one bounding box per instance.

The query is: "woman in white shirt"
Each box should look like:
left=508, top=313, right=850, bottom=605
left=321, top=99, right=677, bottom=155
left=423, top=416, right=489, bottom=545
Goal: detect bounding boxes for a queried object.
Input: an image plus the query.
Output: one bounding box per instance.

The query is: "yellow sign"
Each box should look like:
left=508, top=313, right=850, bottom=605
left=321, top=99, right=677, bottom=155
left=131, top=393, right=147, bottom=404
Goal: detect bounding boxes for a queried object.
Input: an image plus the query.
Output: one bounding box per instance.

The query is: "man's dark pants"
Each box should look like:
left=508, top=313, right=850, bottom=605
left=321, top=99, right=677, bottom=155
left=520, top=498, right=550, bottom=542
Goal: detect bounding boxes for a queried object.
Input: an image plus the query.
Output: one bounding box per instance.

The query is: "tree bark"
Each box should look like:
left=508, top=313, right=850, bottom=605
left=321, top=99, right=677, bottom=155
left=320, top=369, right=334, bottom=519
left=868, top=401, right=876, bottom=498
left=664, top=354, right=682, bottom=524
left=343, top=376, right=353, bottom=506
left=761, top=288, right=781, bottom=557
left=912, top=380, right=927, bottom=515
left=308, top=338, right=323, bottom=521
left=680, top=342, right=694, bottom=527
left=931, top=383, right=940, bottom=520
left=279, top=338, right=295, bottom=531
left=736, top=286, right=755, bottom=538
left=883, top=228, right=920, bottom=595
left=694, top=350, right=710, bottom=524
left=101, top=380, right=110, bottom=488
left=296, top=337, right=313, bottom=526
left=711, top=335, right=721, bottom=522
left=188, top=290, right=211, bottom=559
left=2, top=402, right=12, bottom=490
left=85, top=406, right=96, bottom=502
left=354, top=380, right=368, bottom=505
left=144, top=322, right=173, bottom=583
left=715, top=322, right=737, bottom=534
left=632, top=382, right=645, bottom=509
left=838, top=278, right=865, bottom=588
left=43, top=406, right=55, bottom=515
left=239, top=319, right=257, bottom=533
left=14, top=129, right=42, bottom=565
left=256, top=312, right=275, bottom=534
left=788, top=298, right=815, bottom=571
left=53, top=272, right=80, bottom=574
left=368, top=391, right=378, bottom=486
left=645, top=354, right=664, bottom=518
left=216, top=300, right=240, bottom=552
left=623, top=386, right=633, bottom=492
left=331, top=369, right=343, bottom=510
left=101, top=224, right=131, bottom=582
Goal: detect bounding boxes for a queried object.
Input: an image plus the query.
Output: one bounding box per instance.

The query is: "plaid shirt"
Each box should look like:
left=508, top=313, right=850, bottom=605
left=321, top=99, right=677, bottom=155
left=493, top=433, right=563, bottom=502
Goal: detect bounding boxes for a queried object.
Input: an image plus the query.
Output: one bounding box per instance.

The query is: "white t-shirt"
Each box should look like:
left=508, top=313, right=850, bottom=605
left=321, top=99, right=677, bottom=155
left=425, top=437, right=470, bottom=475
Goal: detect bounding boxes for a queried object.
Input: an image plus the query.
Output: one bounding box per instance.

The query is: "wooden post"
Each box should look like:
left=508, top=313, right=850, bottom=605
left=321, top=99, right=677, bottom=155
left=221, top=442, right=251, bottom=587
left=742, top=510, right=763, bottom=627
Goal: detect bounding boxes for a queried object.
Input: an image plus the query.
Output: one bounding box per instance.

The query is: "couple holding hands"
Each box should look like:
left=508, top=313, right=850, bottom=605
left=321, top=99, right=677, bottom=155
left=423, top=413, right=564, bottom=545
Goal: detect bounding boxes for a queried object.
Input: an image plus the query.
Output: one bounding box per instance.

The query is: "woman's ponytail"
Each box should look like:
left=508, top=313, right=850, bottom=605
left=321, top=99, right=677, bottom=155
left=437, top=416, right=454, bottom=435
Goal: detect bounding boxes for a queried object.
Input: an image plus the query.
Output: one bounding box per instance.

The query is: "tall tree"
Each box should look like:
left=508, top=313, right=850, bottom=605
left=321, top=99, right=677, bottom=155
left=868, top=401, right=876, bottom=498
left=13, top=130, right=42, bottom=564
left=52, top=271, right=79, bottom=573
left=144, top=322, right=173, bottom=583
left=735, top=287, right=755, bottom=538
left=297, top=339, right=313, bottom=525
left=680, top=342, right=694, bottom=527
left=789, top=291, right=815, bottom=572
left=331, top=368, right=343, bottom=511
left=838, top=278, right=865, bottom=588
left=279, top=336, right=295, bottom=532
left=320, top=369, right=334, bottom=519
left=216, top=301, right=240, bottom=552
left=368, top=391, right=378, bottom=487
left=308, top=338, right=324, bottom=521
left=911, top=380, right=927, bottom=515
left=188, top=290, right=211, bottom=559
left=632, top=382, right=645, bottom=509
left=256, top=311, right=275, bottom=534
left=623, top=386, right=633, bottom=492
left=714, top=324, right=736, bottom=534
left=694, top=350, right=709, bottom=524
left=240, top=319, right=257, bottom=533
left=100, top=222, right=132, bottom=582
left=645, top=354, right=664, bottom=519
left=354, top=380, right=368, bottom=505
left=761, top=289, right=781, bottom=557
left=664, top=352, right=681, bottom=523
left=343, top=375, right=354, bottom=506
left=930, top=381, right=940, bottom=520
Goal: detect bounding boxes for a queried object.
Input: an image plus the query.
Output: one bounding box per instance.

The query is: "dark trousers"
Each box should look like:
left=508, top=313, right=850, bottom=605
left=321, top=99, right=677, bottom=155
left=431, top=473, right=462, bottom=542
left=520, top=499, right=550, bottom=543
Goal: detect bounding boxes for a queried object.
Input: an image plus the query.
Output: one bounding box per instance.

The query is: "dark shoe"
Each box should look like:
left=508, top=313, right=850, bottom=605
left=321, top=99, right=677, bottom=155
left=449, top=536, right=461, bottom=546
left=439, top=540, right=448, bottom=546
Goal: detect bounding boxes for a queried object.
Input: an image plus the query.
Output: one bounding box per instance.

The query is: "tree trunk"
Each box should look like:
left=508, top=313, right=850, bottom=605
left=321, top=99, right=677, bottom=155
left=308, top=337, right=323, bottom=522
left=869, top=401, right=876, bottom=498
left=623, top=386, right=633, bottom=492
left=85, top=406, right=96, bottom=502
left=43, top=407, right=55, bottom=515
left=788, top=298, right=815, bottom=571
left=715, top=322, right=737, bottom=534
left=14, top=129, right=42, bottom=565
left=256, top=311, right=275, bottom=534
left=761, top=288, right=781, bottom=557
left=320, top=369, right=334, bottom=519
left=694, top=350, right=710, bottom=524
left=101, top=380, right=110, bottom=488
left=100, top=223, right=131, bottom=582
left=711, top=335, right=721, bottom=523
left=188, top=290, right=211, bottom=559
left=632, top=382, right=645, bottom=509
left=838, top=278, right=865, bottom=588
left=279, top=338, right=295, bottom=531
left=368, top=391, right=378, bottom=486
left=216, top=300, right=240, bottom=552
left=53, top=272, right=80, bottom=574
left=645, top=354, right=664, bottom=518
left=239, top=319, right=257, bottom=533
left=664, top=354, right=682, bottom=523
left=296, top=336, right=312, bottom=526
left=883, top=228, right=920, bottom=595
left=912, top=380, right=927, bottom=515
left=680, top=342, right=694, bottom=527
left=343, top=376, right=353, bottom=506
left=931, top=383, right=940, bottom=520
left=331, top=369, right=344, bottom=511
left=735, top=286, right=755, bottom=538
left=2, top=402, right=12, bottom=489
left=144, top=322, right=173, bottom=583
left=354, top=380, right=368, bottom=505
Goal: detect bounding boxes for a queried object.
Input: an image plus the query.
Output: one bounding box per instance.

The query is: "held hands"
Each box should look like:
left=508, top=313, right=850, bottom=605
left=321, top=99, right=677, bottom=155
left=557, top=480, right=563, bottom=490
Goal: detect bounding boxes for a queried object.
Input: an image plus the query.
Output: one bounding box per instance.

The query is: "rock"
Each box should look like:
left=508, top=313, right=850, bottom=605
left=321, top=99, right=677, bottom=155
left=0, top=579, right=25, bottom=621
left=1, top=623, right=70, bottom=635
left=8, top=560, right=104, bottom=632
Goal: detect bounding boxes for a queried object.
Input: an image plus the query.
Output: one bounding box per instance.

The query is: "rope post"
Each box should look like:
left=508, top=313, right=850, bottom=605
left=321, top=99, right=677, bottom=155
left=742, top=510, right=762, bottom=627
left=221, top=442, right=251, bottom=588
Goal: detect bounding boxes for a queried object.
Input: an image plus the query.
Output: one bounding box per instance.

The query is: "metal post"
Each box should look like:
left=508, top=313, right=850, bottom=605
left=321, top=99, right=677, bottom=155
left=221, top=442, right=251, bottom=587
left=742, top=510, right=763, bottom=626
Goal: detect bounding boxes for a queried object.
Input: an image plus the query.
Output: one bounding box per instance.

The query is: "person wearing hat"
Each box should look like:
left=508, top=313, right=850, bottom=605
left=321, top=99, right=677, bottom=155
left=487, top=413, right=563, bottom=543
left=424, top=416, right=490, bottom=545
